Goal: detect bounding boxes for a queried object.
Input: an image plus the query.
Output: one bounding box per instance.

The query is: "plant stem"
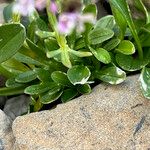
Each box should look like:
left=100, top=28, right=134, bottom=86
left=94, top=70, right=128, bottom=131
left=0, top=86, right=26, bottom=96
left=46, top=0, right=66, bottom=48
left=46, top=0, right=71, bottom=68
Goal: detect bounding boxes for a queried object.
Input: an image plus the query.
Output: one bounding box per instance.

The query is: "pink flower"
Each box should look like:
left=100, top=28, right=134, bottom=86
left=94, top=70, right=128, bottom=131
left=58, top=13, right=95, bottom=35
left=57, top=13, right=77, bottom=35
left=35, top=0, right=58, bottom=13
left=50, top=1, right=58, bottom=14
left=35, top=0, right=46, bottom=11
left=13, top=0, right=35, bottom=16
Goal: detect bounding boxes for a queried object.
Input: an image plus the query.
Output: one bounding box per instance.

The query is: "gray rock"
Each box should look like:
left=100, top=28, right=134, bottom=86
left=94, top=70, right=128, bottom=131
left=0, top=110, right=15, bottom=150
left=12, top=75, right=150, bottom=150
left=4, top=95, right=30, bottom=121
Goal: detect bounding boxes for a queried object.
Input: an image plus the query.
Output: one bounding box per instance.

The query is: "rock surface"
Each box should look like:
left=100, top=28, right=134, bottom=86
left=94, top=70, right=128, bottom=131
left=13, top=75, right=150, bottom=150
left=4, top=95, right=30, bottom=121
left=0, top=110, right=15, bottom=150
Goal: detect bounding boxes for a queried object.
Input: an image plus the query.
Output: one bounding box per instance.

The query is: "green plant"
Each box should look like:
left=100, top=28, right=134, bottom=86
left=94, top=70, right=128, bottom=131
left=0, top=0, right=149, bottom=112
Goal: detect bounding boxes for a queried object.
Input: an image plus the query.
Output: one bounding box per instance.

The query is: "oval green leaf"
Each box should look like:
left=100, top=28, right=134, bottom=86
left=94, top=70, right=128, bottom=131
left=88, top=28, right=114, bottom=45
left=116, top=40, right=135, bottom=55
left=67, top=65, right=91, bottom=85
left=95, top=66, right=126, bottom=84
left=25, top=82, right=57, bottom=95
left=95, top=15, right=115, bottom=29
left=77, top=84, right=91, bottom=94
left=1, top=58, right=29, bottom=74
left=40, top=87, right=62, bottom=104
left=6, top=77, right=24, bottom=88
left=116, top=53, right=149, bottom=71
left=51, top=71, right=72, bottom=87
left=103, top=38, right=121, bottom=51
left=90, top=47, right=111, bottom=64
left=15, top=70, right=37, bottom=83
left=139, top=67, right=150, bottom=99
left=47, top=49, right=61, bottom=58
left=45, top=38, right=59, bottom=51
left=14, top=53, right=45, bottom=66
left=69, top=49, right=92, bottom=57
left=61, top=89, right=78, bottom=103
left=0, top=23, right=25, bottom=63
left=36, top=30, right=55, bottom=39
left=34, top=68, right=52, bottom=82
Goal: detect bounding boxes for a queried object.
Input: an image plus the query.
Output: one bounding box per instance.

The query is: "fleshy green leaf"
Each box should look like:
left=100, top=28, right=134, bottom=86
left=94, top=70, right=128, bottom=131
left=116, top=40, right=135, bottom=55
left=45, top=38, right=59, bottom=51
left=14, top=53, right=46, bottom=66
left=26, top=38, right=47, bottom=60
left=36, top=30, right=55, bottom=39
left=67, top=65, right=91, bottom=85
left=90, top=47, right=111, bottom=64
left=15, top=70, right=37, bottom=83
left=77, top=84, right=91, bottom=94
left=116, top=53, right=149, bottom=71
left=27, top=20, right=36, bottom=42
left=61, top=89, right=78, bottom=103
left=103, top=38, right=121, bottom=51
left=74, top=38, right=86, bottom=50
left=18, top=45, right=48, bottom=66
left=1, top=58, right=29, bottom=74
left=95, top=66, right=126, bottom=84
left=88, top=28, right=114, bottom=45
left=51, top=71, right=72, bottom=87
left=95, top=15, right=115, bottom=29
left=40, top=87, right=62, bottom=104
left=34, top=68, right=52, bottom=82
left=6, top=78, right=24, bottom=88
left=47, top=49, right=61, bottom=58
left=69, top=49, right=92, bottom=57
left=0, top=23, right=25, bottom=63
left=139, top=67, right=150, bottom=99
left=25, top=82, right=57, bottom=95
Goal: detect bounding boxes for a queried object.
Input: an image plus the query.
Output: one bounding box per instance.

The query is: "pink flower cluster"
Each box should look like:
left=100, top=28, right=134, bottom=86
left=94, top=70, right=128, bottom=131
left=13, top=0, right=95, bottom=35
left=13, top=0, right=57, bottom=16
left=58, top=13, right=95, bottom=35
left=13, top=0, right=35, bottom=16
